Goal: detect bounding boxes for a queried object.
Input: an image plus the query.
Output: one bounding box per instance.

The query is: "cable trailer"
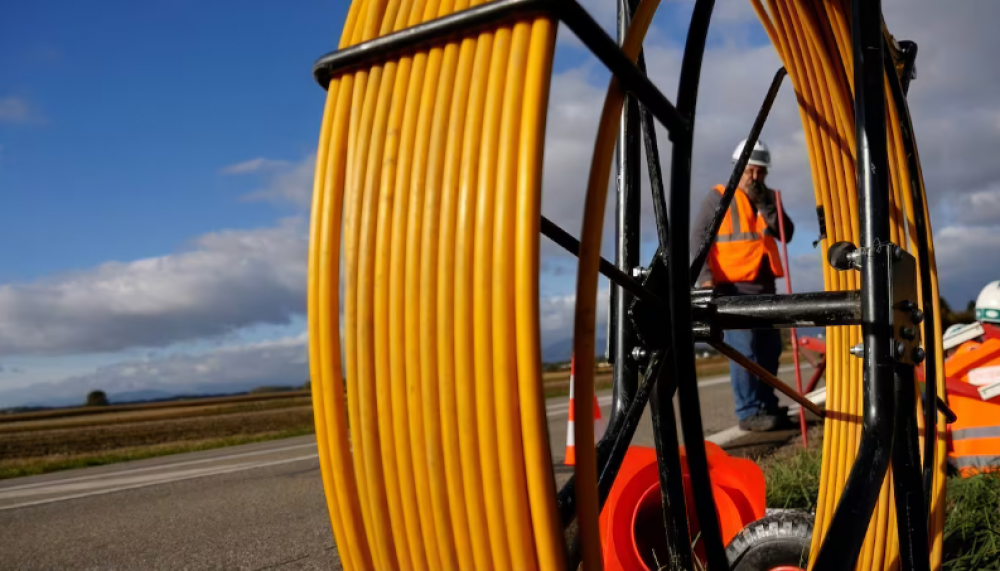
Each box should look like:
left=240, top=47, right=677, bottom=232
left=307, top=0, right=948, bottom=569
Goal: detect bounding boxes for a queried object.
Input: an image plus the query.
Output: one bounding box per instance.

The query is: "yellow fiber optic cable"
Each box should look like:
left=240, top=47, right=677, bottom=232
left=516, top=17, right=565, bottom=571
left=493, top=18, right=540, bottom=570
left=751, top=1, right=947, bottom=569
left=474, top=21, right=515, bottom=570
left=418, top=0, right=475, bottom=567
left=310, top=0, right=382, bottom=568
left=432, top=5, right=485, bottom=571
left=454, top=23, right=499, bottom=571
left=573, top=1, right=660, bottom=569
left=347, top=0, right=408, bottom=566
left=314, top=1, right=947, bottom=570
left=375, top=1, right=435, bottom=569
left=392, top=0, right=445, bottom=567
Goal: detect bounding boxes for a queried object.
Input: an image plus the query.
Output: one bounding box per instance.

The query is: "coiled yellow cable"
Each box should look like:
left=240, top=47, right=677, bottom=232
left=751, top=1, right=947, bottom=569
left=314, top=1, right=945, bottom=570
left=311, top=2, right=561, bottom=569
left=571, top=1, right=660, bottom=569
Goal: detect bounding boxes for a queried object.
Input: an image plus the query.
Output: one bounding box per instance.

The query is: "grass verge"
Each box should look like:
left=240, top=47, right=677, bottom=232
left=0, top=390, right=311, bottom=424
left=0, top=426, right=316, bottom=480
left=2, top=407, right=315, bottom=458
left=0, top=397, right=312, bottom=433
left=762, top=445, right=823, bottom=510
left=943, top=470, right=1000, bottom=571
left=762, top=445, right=1000, bottom=569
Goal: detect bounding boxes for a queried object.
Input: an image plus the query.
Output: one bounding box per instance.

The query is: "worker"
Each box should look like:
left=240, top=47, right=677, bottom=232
left=947, top=280, right=1000, bottom=475
left=691, top=139, right=795, bottom=432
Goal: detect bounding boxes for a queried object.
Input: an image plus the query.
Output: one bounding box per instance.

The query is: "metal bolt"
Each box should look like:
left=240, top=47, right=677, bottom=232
left=912, top=308, right=924, bottom=324
left=899, top=300, right=915, bottom=312
left=631, top=266, right=649, bottom=280
left=893, top=245, right=904, bottom=260
left=631, top=347, right=648, bottom=361
left=901, top=327, right=917, bottom=340
left=850, top=343, right=864, bottom=358
left=847, top=249, right=862, bottom=269
left=895, top=340, right=906, bottom=359
left=913, top=347, right=926, bottom=364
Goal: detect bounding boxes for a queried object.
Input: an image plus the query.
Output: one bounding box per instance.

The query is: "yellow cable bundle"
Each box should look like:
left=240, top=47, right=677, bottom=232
left=315, top=0, right=946, bottom=569
left=309, top=0, right=564, bottom=569
left=750, top=1, right=947, bottom=569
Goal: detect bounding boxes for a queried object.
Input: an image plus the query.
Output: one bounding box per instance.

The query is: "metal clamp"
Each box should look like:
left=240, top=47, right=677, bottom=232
left=888, top=245, right=923, bottom=365
left=827, top=241, right=924, bottom=365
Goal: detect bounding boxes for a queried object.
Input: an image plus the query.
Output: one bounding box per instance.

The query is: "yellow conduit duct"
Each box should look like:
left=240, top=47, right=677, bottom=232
left=749, top=1, right=948, bottom=569
left=311, top=0, right=946, bottom=569
left=310, top=0, right=563, bottom=569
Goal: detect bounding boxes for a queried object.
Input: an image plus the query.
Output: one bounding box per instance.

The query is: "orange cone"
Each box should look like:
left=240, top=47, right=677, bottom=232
left=565, top=356, right=606, bottom=465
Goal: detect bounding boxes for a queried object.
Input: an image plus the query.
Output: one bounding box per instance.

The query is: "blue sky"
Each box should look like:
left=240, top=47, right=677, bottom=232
left=0, top=1, right=340, bottom=281
left=2, top=0, right=999, bottom=407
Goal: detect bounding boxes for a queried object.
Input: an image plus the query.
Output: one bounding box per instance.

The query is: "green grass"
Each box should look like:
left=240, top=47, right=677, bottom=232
left=943, top=471, right=1000, bottom=571
left=763, top=445, right=823, bottom=510
left=762, top=446, right=1000, bottom=569
left=0, top=426, right=316, bottom=480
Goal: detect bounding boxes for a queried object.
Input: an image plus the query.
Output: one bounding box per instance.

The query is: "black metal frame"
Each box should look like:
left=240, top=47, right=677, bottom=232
left=314, top=0, right=939, bottom=568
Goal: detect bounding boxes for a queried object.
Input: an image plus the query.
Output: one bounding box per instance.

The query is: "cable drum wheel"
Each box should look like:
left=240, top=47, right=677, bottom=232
left=309, top=0, right=948, bottom=569
left=725, top=512, right=814, bottom=571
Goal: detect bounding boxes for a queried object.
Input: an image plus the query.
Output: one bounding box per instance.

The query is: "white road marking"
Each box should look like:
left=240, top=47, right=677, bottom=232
left=3, top=364, right=810, bottom=509
left=0, top=454, right=319, bottom=512
left=0, top=442, right=317, bottom=493
left=706, top=426, right=750, bottom=446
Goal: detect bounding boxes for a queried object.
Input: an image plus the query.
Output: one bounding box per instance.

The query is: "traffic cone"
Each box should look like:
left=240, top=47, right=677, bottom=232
left=565, top=356, right=605, bottom=466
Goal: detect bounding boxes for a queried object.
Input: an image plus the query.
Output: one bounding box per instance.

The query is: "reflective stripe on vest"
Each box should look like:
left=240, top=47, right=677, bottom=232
left=953, top=426, right=1000, bottom=440
left=951, top=455, right=1000, bottom=469
left=949, top=423, right=1000, bottom=470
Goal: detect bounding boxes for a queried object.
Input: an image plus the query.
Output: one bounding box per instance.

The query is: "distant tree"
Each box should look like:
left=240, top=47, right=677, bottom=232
left=303, top=380, right=312, bottom=392
left=250, top=385, right=294, bottom=394
left=940, top=296, right=976, bottom=330
left=86, top=390, right=109, bottom=407
left=940, top=296, right=953, bottom=315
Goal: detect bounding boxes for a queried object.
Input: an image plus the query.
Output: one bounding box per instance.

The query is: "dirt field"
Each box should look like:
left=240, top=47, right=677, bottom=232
left=0, top=390, right=310, bottom=424
left=0, top=393, right=317, bottom=479
left=0, top=397, right=312, bottom=433
left=2, top=406, right=315, bottom=459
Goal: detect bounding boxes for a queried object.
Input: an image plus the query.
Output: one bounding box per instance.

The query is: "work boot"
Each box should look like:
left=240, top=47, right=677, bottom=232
left=739, top=412, right=789, bottom=432
left=770, top=404, right=790, bottom=418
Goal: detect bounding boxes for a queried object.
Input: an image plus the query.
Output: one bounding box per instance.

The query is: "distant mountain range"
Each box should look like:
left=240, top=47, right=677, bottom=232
left=8, top=381, right=301, bottom=411
left=542, top=335, right=608, bottom=363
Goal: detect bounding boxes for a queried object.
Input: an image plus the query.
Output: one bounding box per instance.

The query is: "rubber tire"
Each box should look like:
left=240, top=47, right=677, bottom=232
left=725, top=511, right=814, bottom=571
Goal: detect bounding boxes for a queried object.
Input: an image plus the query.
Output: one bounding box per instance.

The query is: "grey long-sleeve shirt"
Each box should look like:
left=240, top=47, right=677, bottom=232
left=691, top=187, right=794, bottom=295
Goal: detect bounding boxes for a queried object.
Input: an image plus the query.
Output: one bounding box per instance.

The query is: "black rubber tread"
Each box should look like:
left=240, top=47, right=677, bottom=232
left=725, top=511, right=814, bottom=571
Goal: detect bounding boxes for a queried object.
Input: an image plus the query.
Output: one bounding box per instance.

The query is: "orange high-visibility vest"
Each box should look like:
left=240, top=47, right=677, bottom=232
left=706, top=185, right=785, bottom=284
left=945, top=338, right=1000, bottom=475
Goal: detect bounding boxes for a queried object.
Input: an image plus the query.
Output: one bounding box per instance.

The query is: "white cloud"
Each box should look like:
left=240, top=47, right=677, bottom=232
left=542, top=0, right=1000, bottom=307
left=0, top=219, right=307, bottom=356
left=241, top=154, right=316, bottom=208
left=5, top=0, right=999, bottom=393
left=0, top=334, right=309, bottom=407
left=0, top=96, right=33, bottom=124
left=932, top=225, right=1000, bottom=305
left=540, top=286, right=611, bottom=338
left=221, top=157, right=291, bottom=175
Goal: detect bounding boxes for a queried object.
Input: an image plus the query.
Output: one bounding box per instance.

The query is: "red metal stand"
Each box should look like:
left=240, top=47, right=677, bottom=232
left=775, top=191, right=808, bottom=447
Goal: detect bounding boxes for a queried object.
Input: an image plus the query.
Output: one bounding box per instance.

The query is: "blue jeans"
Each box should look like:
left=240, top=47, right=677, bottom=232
left=724, top=328, right=782, bottom=420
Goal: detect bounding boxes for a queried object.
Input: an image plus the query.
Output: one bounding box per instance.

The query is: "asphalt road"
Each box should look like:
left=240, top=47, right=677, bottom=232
left=0, top=366, right=805, bottom=570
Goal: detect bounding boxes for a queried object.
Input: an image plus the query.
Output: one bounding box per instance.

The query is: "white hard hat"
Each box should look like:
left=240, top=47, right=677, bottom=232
left=732, top=138, right=771, bottom=168
left=976, top=280, right=1000, bottom=323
